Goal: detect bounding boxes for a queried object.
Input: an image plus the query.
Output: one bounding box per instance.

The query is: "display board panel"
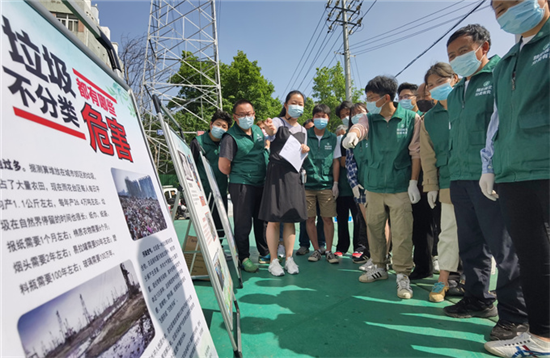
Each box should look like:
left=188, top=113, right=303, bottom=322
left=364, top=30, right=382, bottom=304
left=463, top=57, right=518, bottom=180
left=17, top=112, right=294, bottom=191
left=1, top=2, right=216, bottom=357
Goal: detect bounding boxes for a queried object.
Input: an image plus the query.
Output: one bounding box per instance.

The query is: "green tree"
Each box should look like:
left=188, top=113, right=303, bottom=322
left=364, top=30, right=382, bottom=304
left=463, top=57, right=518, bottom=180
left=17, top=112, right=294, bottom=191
left=311, top=61, right=362, bottom=132
left=220, top=51, right=281, bottom=120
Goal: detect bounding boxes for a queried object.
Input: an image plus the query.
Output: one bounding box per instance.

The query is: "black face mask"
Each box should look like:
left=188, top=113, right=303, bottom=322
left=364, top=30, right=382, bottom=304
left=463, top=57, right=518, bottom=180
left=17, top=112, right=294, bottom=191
left=417, top=100, right=435, bottom=113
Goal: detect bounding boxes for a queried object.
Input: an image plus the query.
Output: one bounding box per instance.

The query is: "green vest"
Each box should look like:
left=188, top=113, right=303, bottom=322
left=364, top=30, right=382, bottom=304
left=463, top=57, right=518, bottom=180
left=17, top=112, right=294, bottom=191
left=447, top=55, right=501, bottom=181
left=303, top=128, right=337, bottom=190
left=195, top=132, right=228, bottom=197
left=226, top=124, right=267, bottom=186
left=423, top=102, right=451, bottom=189
left=363, top=105, right=417, bottom=193
left=354, top=139, right=369, bottom=187
left=493, top=19, right=550, bottom=183
left=338, top=135, right=353, bottom=197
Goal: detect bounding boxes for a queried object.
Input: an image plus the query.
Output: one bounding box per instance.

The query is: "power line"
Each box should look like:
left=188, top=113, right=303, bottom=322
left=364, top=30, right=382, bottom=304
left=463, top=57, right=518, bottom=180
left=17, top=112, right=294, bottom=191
left=353, top=56, right=362, bottom=90
left=354, top=5, right=489, bottom=56
left=349, top=0, right=467, bottom=51
left=395, top=0, right=486, bottom=77
left=296, top=29, right=338, bottom=90
left=283, top=8, right=328, bottom=94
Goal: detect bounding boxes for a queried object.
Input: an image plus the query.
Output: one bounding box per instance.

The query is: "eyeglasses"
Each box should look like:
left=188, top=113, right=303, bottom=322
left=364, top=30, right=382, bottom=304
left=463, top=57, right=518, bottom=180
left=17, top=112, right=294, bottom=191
left=366, top=96, right=381, bottom=102
left=234, top=112, right=255, bottom=117
left=398, top=94, right=416, bottom=100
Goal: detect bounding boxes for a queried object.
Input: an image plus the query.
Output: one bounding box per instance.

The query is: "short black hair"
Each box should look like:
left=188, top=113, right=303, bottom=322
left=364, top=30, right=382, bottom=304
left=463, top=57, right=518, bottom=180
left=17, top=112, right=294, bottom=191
left=447, top=24, right=491, bottom=48
left=303, top=118, right=314, bottom=126
left=312, top=103, right=331, bottom=117
left=365, top=76, right=398, bottom=101
left=397, top=82, right=418, bottom=96
left=211, top=109, right=232, bottom=127
left=335, top=100, right=353, bottom=118
left=232, top=99, right=253, bottom=114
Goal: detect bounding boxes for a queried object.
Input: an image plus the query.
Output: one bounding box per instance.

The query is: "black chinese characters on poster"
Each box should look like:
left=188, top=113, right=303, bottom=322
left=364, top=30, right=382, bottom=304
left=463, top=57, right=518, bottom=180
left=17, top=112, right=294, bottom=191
left=1, top=2, right=217, bottom=358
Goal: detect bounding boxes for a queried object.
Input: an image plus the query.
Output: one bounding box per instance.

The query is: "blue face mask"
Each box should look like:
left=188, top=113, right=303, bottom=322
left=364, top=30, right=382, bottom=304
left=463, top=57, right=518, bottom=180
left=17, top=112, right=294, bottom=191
left=366, top=97, right=386, bottom=115
left=351, top=113, right=364, bottom=124
left=211, top=126, right=226, bottom=139
left=314, top=118, right=328, bottom=130
left=399, top=99, right=414, bottom=110
left=450, top=45, right=483, bottom=78
left=342, top=116, right=350, bottom=127
left=288, top=105, right=304, bottom=118
left=497, top=0, right=546, bottom=35
left=429, top=82, right=454, bottom=101
left=238, top=116, right=254, bottom=130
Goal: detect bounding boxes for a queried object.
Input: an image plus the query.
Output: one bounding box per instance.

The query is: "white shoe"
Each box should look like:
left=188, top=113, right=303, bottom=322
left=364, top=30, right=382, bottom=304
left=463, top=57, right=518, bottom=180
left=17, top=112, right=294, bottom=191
left=359, top=258, right=373, bottom=272
left=268, top=260, right=285, bottom=277
left=484, top=332, right=550, bottom=358
left=359, top=265, right=388, bottom=283
left=396, top=273, right=413, bottom=299
left=277, top=244, right=285, bottom=258
left=284, top=257, right=299, bottom=274
left=433, top=256, right=440, bottom=274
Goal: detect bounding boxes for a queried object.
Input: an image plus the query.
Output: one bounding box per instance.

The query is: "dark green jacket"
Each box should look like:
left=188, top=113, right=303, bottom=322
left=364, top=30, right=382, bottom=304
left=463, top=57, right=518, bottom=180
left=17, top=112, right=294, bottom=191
left=447, top=55, right=501, bottom=181
left=363, top=105, right=417, bottom=193
left=195, top=131, right=228, bottom=197
left=338, top=135, right=353, bottom=197
left=493, top=19, right=550, bottom=183
left=303, top=128, right=337, bottom=190
left=226, top=124, right=267, bottom=186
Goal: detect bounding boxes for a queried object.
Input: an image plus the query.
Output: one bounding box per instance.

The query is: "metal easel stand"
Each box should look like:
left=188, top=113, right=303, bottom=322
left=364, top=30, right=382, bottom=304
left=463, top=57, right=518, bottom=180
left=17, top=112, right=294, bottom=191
left=180, top=216, right=209, bottom=280
left=230, top=292, right=243, bottom=358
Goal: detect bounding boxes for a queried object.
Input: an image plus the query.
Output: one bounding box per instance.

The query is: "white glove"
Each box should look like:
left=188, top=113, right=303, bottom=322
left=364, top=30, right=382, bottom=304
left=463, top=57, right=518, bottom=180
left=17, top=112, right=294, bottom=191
left=332, top=182, right=339, bottom=199
left=352, top=184, right=364, bottom=199
left=408, top=180, right=421, bottom=204
left=479, top=173, right=498, bottom=201
left=427, top=190, right=438, bottom=209
left=343, top=132, right=359, bottom=149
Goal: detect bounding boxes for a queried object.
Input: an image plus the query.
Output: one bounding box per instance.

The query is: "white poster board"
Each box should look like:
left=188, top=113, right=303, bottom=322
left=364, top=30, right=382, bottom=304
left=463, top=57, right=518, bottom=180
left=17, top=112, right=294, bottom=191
left=199, top=153, right=241, bottom=286
left=160, top=123, right=234, bottom=332
left=1, top=2, right=216, bottom=358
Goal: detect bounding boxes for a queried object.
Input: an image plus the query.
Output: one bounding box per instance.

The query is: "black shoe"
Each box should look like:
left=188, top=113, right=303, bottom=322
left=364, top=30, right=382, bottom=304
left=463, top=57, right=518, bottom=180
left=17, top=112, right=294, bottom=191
left=490, top=320, right=529, bottom=341
left=408, top=270, right=433, bottom=280
left=443, top=297, right=498, bottom=318
left=447, top=280, right=465, bottom=296
left=352, top=253, right=369, bottom=264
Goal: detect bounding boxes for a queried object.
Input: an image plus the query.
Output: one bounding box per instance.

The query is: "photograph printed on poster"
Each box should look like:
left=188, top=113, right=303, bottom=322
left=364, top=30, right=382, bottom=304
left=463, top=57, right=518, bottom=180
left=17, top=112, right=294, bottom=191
left=177, top=151, right=202, bottom=191
left=206, top=211, right=218, bottom=242
left=17, top=261, right=155, bottom=358
left=213, top=254, right=225, bottom=291
left=111, top=168, right=167, bottom=241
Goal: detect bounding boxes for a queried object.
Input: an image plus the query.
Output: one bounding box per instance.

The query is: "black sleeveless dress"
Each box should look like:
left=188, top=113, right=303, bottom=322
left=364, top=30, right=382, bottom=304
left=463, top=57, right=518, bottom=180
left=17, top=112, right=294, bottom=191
left=258, top=118, right=308, bottom=223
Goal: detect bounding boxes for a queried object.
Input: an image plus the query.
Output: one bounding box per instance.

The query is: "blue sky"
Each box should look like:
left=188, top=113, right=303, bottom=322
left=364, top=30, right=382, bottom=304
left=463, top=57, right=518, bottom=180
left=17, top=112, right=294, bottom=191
left=96, top=0, right=516, bottom=103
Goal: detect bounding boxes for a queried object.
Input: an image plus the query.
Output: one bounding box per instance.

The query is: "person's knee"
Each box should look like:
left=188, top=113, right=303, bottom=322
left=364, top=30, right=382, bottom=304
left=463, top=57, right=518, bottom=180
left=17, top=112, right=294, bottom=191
left=306, top=217, right=315, bottom=224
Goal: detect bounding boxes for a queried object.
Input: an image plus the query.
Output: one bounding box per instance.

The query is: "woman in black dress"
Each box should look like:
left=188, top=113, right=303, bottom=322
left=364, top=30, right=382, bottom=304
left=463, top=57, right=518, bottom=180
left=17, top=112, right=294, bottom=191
left=259, top=90, right=310, bottom=276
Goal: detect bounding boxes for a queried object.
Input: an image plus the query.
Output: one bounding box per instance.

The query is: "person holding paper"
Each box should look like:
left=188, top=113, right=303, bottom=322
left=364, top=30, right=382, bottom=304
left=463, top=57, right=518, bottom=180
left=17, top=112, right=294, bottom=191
left=302, top=104, right=340, bottom=265
left=258, top=90, right=310, bottom=277
left=191, top=109, right=232, bottom=239
left=219, top=100, right=270, bottom=273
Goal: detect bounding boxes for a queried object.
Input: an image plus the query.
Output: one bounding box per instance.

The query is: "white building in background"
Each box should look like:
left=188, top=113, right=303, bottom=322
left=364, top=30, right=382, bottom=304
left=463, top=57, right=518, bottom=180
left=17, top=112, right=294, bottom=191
left=38, top=0, right=119, bottom=67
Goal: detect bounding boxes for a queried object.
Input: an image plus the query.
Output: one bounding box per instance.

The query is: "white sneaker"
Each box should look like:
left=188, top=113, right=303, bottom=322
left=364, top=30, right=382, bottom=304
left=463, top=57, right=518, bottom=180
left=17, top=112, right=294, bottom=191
left=485, top=332, right=550, bottom=358
left=268, top=260, right=285, bottom=277
left=433, top=256, right=440, bottom=274
left=396, top=273, right=413, bottom=299
left=359, top=258, right=374, bottom=272
left=278, top=244, right=285, bottom=258
left=359, top=265, right=388, bottom=283
left=284, top=257, right=299, bottom=274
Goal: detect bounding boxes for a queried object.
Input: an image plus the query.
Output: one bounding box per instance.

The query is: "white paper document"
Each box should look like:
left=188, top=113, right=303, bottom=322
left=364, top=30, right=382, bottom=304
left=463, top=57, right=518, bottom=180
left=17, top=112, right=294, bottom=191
left=280, top=135, right=308, bottom=172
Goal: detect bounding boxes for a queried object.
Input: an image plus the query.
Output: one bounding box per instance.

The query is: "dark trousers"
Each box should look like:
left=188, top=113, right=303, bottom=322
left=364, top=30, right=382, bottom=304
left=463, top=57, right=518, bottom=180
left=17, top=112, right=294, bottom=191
left=498, top=180, right=550, bottom=337
left=299, top=203, right=325, bottom=248
left=336, top=195, right=359, bottom=253
left=411, top=193, right=439, bottom=275
left=228, top=183, right=268, bottom=262
left=450, top=180, right=527, bottom=324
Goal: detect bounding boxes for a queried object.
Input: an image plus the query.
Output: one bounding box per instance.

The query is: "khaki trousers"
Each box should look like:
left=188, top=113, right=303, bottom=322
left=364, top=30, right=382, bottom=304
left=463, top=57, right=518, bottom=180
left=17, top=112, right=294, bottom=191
left=438, top=202, right=460, bottom=272
left=365, top=191, right=413, bottom=275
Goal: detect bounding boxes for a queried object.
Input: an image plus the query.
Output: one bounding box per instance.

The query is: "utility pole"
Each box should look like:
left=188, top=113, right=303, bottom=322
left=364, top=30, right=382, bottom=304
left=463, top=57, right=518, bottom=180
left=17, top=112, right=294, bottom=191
left=326, top=0, right=363, bottom=101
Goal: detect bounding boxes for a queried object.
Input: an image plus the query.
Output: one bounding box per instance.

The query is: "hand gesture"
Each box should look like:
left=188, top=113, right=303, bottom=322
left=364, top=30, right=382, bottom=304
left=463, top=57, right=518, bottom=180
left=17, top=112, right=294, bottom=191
left=264, top=118, right=276, bottom=136
left=300, top=144, right=310, bottom=154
